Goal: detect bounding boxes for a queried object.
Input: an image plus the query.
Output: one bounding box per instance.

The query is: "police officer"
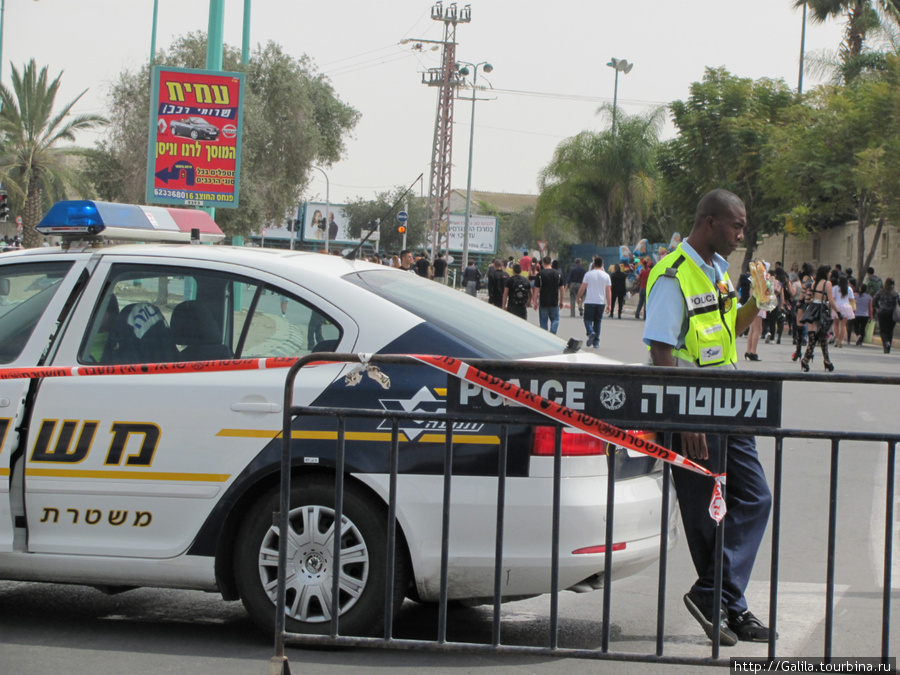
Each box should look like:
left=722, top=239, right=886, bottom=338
left=643, top=189, right=772, bottom=646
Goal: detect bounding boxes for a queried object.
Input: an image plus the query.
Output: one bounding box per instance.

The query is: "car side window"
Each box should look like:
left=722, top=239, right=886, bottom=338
left=237, top=288, right=341, bottom=359
left=80, top=263, right=341, bottom=364
left=0, top=261, right=73, bottom=364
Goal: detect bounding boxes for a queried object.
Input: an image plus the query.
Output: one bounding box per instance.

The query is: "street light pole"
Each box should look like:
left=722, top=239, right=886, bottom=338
left=312, top=166, right=330, bottom=253
left=458, top=60, right=492, bottom=271
left=150, top=0, right=159, bottom=65
left=606, top=57, right=633, bottom=136
left=0, top=0, right=40, bottom=88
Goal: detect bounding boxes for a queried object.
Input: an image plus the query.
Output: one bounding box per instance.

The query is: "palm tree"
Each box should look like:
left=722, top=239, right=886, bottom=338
left=797, top=1, right=900, bottom=62
left=536, top=107, right=664, bottom=247
left=0, top=60, right=106, bottom=247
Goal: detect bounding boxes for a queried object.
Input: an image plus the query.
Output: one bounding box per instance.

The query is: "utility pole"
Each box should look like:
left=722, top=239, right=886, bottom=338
left=420, top=2, right=470, bottom=265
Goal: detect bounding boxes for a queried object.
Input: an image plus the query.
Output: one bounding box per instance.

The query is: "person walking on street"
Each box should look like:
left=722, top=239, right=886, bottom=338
left=800, top=265, right=839, bottom=371
left=644, top=188, right=772, bottom=647
left=831, top=275, right=854, bottom=348
left=865, top=266, right=883, bottom=298
left=566, top=258, right=587, bottom=317
left=462, top=260, right=482, bottom=297
left=486, top=259, right=508, bottom=308
left=533, top=256, right=564, bottom=333
left=432, top=253, right=447, bottom=283
left=503, top=263, right=531, bottom=320
left=609, top=264, right=628, bottom=318
left=399, top=250, right=416, bottom=273
left=577, top=257, right=611, bottom=347
left=634, top=259, right=652, bottom=319
left=873, top=277, right=900, bottom=353
left=853, top=283, right=873, bottom=346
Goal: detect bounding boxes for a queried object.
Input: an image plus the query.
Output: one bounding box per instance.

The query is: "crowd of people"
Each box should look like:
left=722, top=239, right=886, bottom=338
left=735, top=260, right=899, bottom=369
left=1, top=235, right=22, bottom=251
left=368, top=247, right=900, bottom=364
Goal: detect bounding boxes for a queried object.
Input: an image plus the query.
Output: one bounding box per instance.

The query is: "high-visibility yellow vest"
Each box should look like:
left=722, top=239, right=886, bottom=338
left=646, top=244, right=739, bottom=367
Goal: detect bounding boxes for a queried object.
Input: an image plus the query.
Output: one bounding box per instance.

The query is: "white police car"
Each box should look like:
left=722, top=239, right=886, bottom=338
left=0, top=201, right=676, bottom=636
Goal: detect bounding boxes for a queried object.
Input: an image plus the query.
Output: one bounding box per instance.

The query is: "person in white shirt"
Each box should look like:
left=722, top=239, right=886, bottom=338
left=576, top=256, right=612, bottom=347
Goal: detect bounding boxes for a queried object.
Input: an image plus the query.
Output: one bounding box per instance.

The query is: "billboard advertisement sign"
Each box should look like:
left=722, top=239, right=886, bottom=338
left=260, top=202, right=355, bottom=244
left=146, top=66, right=244, bottom=209
left=445, top=214, right=497, bottom=253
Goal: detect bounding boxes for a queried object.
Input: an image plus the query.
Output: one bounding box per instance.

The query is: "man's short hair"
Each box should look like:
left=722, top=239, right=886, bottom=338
left=868, top=266, right=875, bottom=274
left=513, top=263, right=522, bottom=274
left=542, top=256, right=552, bottom=265
left=695, top=188, right=744, bottom=227
left=574, top=258, right=582, bottom=265
left=400, top=249, right=411, bottom=258
left=593, top=256, right=604, bottom=268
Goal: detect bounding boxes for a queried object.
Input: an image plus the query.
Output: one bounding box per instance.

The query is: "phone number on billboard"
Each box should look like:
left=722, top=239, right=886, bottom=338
left=153, top=188, right=205, bottom=204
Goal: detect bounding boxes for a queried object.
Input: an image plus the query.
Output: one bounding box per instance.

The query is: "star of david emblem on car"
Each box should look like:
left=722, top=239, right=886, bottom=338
left=599, top=385, right=626, bottom=410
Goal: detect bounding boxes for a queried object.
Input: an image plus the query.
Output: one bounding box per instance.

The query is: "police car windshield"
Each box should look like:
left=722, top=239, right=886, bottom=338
left=348, top=269, right=569, bottom=359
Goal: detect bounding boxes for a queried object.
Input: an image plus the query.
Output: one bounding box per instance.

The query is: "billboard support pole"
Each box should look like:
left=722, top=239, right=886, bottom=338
left=204, top=0, right=225, bottom=222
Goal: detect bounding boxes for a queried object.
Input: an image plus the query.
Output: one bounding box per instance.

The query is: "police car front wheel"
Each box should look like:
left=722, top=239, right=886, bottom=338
left=233, top=478, right=408, bottom=636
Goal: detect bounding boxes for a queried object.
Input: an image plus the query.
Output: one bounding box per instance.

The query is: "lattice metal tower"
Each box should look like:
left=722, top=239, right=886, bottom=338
left=423, top=2, right=470, bottom=261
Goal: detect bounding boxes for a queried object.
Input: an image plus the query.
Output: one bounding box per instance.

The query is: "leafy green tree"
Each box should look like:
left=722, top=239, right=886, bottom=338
left=658, top=67, right=795, bottom=269
left=496, top=206, right=538, bottom=258
left=762, top=64, right=900, bottom=276
left=536, top=107, right=664, bottom=248
left=0, top=60, right=106, bottom=247
left=84, top=32, right=359, bottom=238
left=341, top=188, right=430, bottom=257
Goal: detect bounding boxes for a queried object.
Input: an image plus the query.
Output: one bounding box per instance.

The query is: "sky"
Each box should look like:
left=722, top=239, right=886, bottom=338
left=7, top=0, right=848, bottom=207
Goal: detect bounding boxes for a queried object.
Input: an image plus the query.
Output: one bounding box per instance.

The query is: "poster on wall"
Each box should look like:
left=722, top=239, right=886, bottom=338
left=145, top=66, right=244, bottom=209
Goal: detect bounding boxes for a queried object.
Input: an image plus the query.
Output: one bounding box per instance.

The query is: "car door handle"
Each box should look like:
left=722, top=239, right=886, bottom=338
left=230, top=402, right=283, bottom=414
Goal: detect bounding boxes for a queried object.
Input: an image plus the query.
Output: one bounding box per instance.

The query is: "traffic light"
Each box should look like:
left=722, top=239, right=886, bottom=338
left=397, top=225, right=406, bottom=234
left=0, top=191, right=8, bottom=222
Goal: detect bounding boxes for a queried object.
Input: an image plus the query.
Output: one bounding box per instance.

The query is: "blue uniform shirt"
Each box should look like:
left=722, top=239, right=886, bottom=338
left=642, top=241, right=730, bottom=349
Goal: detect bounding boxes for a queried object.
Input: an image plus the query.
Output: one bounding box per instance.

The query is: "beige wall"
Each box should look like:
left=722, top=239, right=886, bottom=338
left=726, top=220, right=900, bottom=282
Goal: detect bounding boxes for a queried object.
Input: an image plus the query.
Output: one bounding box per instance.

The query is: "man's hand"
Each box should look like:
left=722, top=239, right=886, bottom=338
left=679, top=431, right=709, bottom=460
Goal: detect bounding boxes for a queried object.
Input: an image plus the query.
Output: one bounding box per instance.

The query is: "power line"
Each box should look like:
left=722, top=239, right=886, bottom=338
left=489, top=86, right=667, bottom=107
left=325, top=51, right=416, bottom=77
left=318, top=43, right=401, bottom=69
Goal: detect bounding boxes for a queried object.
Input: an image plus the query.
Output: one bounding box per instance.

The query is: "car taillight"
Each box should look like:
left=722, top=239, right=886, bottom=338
left=530, top=427, right=657, bottom=458
left=531, top=426, right=607, bottom=456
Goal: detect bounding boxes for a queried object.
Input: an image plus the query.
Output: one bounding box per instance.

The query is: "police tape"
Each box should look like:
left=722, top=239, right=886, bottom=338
left=0, top=353, right=726, bottom=521
left=409, top=354, right=726, bottom=523
left=0, top=357, right=298, bottom=381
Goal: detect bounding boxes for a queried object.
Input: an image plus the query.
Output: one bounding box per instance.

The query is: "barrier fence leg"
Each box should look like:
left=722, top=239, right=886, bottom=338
left=768, top=436, right=784, bottom=661
left=882, top=441, right=895, bottom=661
left=267, top=655, right=291, bottom=675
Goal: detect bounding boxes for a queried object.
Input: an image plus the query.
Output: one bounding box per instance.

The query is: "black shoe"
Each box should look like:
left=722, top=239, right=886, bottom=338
left=728, top=610, right=774, bottom=642
left=744, top=352, right=761, bottom=362
left=683, top=592, right=738, bottom=646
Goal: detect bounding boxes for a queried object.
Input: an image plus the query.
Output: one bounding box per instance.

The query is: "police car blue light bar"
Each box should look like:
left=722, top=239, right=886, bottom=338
left=37, top=200, right=225, bottom=243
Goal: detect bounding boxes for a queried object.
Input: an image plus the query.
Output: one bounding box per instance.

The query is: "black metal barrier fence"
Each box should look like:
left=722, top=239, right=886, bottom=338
left=268, top=354, right=900, bottom=675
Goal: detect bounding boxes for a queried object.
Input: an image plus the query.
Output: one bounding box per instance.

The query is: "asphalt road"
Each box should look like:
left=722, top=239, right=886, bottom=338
left=1, top=302, right=898, bottom=674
